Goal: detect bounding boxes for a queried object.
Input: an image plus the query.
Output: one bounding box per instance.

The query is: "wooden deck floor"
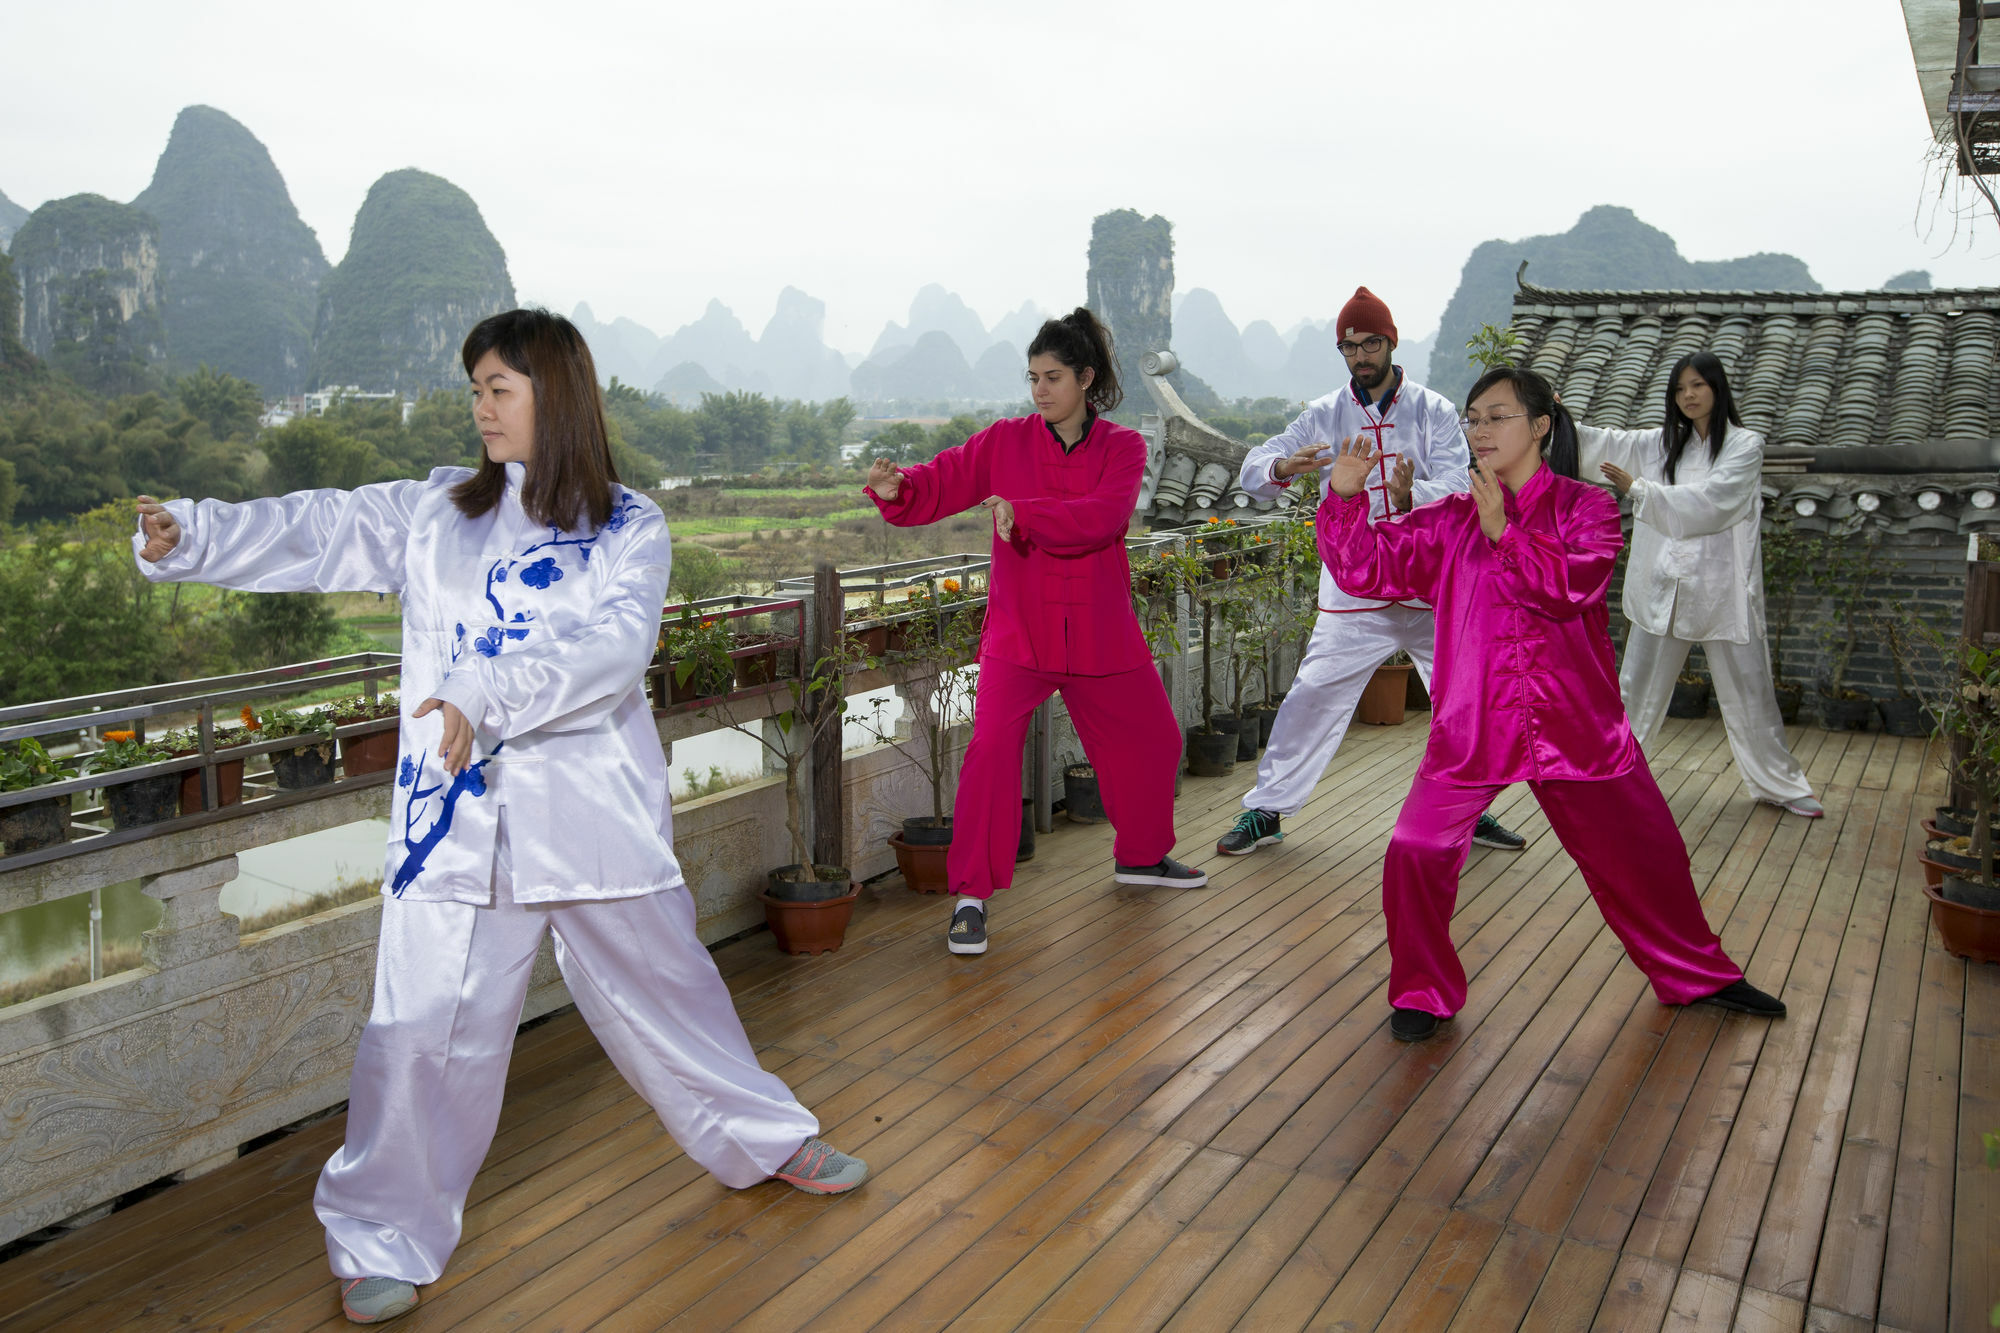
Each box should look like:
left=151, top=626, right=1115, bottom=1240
left=1, top=715, right=1994, bottom=1332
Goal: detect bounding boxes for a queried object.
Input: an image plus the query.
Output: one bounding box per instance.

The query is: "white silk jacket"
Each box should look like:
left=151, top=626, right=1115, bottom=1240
left=1577, top=423, right=1765, bottom=645
left=133, top=464, right=679, bottom=905
left=1238, top=373, right=1471, bottom=612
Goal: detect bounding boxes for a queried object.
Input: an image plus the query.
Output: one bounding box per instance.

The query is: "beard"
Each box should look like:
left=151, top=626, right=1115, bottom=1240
left=1354, top=360, right=1392, bottom=392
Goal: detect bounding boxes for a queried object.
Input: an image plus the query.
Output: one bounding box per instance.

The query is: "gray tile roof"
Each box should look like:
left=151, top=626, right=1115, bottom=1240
left=1508, top=278, right=2000, bottom=448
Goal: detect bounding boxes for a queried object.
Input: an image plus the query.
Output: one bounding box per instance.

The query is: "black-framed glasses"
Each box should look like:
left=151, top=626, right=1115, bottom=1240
left=1459, top=412, right=1529, bottom=435
left=1336, top=335, right=1388, bottom=357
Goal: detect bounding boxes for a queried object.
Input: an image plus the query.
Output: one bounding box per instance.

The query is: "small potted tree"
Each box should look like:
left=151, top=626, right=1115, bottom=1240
left=856, top=596, right=982, bottom=892
left=1814, top=527, right=1879, bottom=731
left=1918, top=635, right=2000, bottom=959
left=86, top=730, right=181, bottom=829
left=1761, top=510, right=1815, bottom=723
left=1164, top=547, right=1240, bottom=776
left=1, top=739, right=75, bottom=853
left=1875, top=613, right=1933, bottom=738
left=703, top=636, right=866, bottom=952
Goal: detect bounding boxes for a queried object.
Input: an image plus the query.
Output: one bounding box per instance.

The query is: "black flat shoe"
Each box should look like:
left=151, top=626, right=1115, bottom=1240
left=1390, top=1007, right=1445, bottom=1042
left=1694, top=979, right=1785, bottom=1018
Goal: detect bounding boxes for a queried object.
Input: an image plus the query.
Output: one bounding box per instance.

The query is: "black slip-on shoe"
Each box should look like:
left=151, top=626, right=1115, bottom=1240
left=1693, top=979, right=1786, bottom=1018
left=946, top=903, right=988, bottom=955
left=1390, top=1007, right=1446, bottom=1042
left=1217, top=808, right=1283, bottom=857
left=1113, top=855, right=1211, bottom=888
left=1471, top=813, right=1526, bottom=850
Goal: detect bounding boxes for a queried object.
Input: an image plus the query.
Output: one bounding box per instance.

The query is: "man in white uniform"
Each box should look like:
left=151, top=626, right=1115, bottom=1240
left=1216, top=287, right=1525, bottom=856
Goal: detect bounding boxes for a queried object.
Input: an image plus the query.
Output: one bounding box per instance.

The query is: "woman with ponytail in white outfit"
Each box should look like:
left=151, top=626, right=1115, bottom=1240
left=1578, top=351, right=1822, bottom=819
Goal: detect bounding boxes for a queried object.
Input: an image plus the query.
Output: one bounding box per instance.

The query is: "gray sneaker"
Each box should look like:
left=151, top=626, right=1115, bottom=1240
left=340, top=1277, right=417, bottom=1324
left=774, top=1137, right=870, bottom=1194
left=947, top=903, right=988, bottom=955
left=1113, top=855, right=1211, bottom=888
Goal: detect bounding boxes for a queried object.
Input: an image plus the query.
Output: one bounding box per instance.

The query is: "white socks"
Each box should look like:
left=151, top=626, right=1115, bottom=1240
left=956, top=896, right=985, bottom=915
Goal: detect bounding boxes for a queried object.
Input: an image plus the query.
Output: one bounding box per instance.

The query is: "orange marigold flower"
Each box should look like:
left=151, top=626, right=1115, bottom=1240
left=1206, top=516, right=1221, bottom=525
left=240, top=705, right=262, bottom=731
left=942, top=578, right=961, bottom=594
left=700, top=618, right=718, bottom=628
left=1224, top=518, right=1239, bottom=526
left=103, top=730, right=135, bottom=743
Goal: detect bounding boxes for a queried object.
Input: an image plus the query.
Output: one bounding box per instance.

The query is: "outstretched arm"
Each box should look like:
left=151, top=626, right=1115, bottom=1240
left=866, top=430, right=994, bottom=527
left=1626, top=429, right=1762, bottom=539
left=133, top=482, right=424, bottom=593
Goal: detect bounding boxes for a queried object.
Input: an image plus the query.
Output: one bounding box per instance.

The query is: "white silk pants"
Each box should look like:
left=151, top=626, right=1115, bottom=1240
left=1243, top=604, right=1436, bottom=816
left=313, top=824, right=818, bottom=1285
left=1619, top=625, right=1814, bottom=805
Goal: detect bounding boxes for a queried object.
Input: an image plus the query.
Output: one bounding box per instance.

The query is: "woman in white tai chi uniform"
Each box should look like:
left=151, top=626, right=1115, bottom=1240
left=133, top=309, right=865, bottom=1325
left=1579, top=350, right=1822, bottom=818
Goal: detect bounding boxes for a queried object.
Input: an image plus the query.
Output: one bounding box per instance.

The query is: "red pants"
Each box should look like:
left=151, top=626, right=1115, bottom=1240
left=948, top=657, right=1181, bottom=899
left=1384, top=764, right=1742, bottom=1016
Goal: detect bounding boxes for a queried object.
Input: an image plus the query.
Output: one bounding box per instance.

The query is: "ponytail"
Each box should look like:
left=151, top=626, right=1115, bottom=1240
left=1466, top=364, right=1577, bottom=480
left=1026, top=307, right=1123, bottom=412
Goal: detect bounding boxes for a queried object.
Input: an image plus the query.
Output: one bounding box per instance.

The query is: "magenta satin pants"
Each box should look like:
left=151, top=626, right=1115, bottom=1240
left=1384, top=764, right=1743, bottom=1016
left=949, top=657, right=1181, bottom=899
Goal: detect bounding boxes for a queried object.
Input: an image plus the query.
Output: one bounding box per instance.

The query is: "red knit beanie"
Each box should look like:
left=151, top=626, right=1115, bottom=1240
left=1337, top=287, right=1397, bottom=345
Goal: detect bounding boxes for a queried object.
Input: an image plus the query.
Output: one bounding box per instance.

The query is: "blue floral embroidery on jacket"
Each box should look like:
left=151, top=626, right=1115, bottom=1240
left=389, top=743, right=501, bottom=897
left=397, top=756, right=417, bottom=787
left=519, top=556, right=562, bottom=589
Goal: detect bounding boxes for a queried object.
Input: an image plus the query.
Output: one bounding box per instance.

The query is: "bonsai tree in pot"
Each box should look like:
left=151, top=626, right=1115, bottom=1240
left=1813, top=523, right=1880, bottom=731
left=1161, top=545, right=1241, bottom=777
left=1875, top=612, right=1933, bottom=738
left=1921, top=633, right=2000, bottom=935
left=1760, top=510, right=1817, bottom=723
left=0, top=738, right=75, bottom=854
left=852, top=594, right=982, bottom=892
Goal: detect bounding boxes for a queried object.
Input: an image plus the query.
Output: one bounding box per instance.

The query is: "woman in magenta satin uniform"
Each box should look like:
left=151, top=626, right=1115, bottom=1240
left=1316, top=365, right=1788, bottom=1043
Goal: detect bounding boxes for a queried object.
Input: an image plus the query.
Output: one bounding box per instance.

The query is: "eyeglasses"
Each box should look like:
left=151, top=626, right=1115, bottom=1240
left=1336, top=335, right=1388, bottom=358
left=1459, top=412, right=1529, bottom=435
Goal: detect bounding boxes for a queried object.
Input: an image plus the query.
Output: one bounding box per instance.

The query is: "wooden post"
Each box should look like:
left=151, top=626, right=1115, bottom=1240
left=810, top=562, right=845, bottom=870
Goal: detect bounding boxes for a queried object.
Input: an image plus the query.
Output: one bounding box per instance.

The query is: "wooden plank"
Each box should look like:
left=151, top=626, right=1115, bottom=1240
left=1513, top=1236, right=1619, bottom=1332
left=1953, top=958, right=1998, bottom=1333
left=1801, top=796, right=1930, bottom=1323
left=1663, top=1267, right=1742, bottom=1331
left=1446, top=1223, right=1562, bottom=1331
left=1591, top=1253, right=1682, bottom=1331
left=1731, top=1283, right=1807, bottom=1332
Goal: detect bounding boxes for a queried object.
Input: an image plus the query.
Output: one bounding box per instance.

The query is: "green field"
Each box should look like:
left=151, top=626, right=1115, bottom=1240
left=668, top=509, right=878, bottom=536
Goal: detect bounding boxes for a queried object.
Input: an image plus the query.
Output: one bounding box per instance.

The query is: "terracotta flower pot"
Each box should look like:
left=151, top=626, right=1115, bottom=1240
left=847, top=623, right=890, bottom=656
left=760, top=872, right=858, bottom=955
left=177, top=756, right=245, bottom=814
left=889, top=831, right=951, bottom=893
left=1357, top=663, right=1412, bottom=726
left=341, top=729, right=400, bottom=777
left=1924, top=881, right=2000, bottom=963
left=1918, top=853, right=1949, bottom=889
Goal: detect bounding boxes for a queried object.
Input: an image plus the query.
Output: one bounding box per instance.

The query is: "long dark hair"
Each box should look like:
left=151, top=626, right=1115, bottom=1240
left=454, top=308, right=620, bottom=531
left=1026, top=307, right=1122, bottom=412
left=1662, top=350, right=1741, bottom=484
left=1465, top=365, right=1578, bottom=479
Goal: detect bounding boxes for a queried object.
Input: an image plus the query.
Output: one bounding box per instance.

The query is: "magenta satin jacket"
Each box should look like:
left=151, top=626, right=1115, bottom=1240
left=1319, top=463, right=1641, bottom=785
left=867, top=414, right=1152, bottom=677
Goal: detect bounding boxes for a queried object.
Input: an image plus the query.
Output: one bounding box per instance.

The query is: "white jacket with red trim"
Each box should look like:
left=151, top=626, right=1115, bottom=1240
left=1239, top=372, right=1471, bottom=612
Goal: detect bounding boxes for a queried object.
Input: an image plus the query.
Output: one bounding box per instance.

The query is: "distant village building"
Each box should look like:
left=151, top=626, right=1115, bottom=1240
left=258, top=387, right=415, bottom=430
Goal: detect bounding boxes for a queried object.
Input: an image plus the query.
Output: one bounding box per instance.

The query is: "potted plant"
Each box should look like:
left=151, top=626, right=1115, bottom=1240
left=703, top=637, right=866, bottom=952
left=0, top=738, right=74, bottom=854
left=661, top=607, right=735, bottom=706
left=326, top=693, right=403, bottom=776
left=1667, top=671, right=1713, bottom=719
left=86, top=729, right=181, bottom=829
left=1218, top=584, right=1273, bottom=761
left=843, top=596, right=892, bottom=657
left=1914, top=626, right=2000, bottom=958
left=245, top=703, right=337, bottom=789
left=1876, top=614, right=1933, bottom=738
left=162, top=721, right=249, bottom=813
left=1163, top=547, right=1240, bottom=776
left=1814, top=524, right=1879, bottom=731
left=1352, top=650, right=1413, bottom=726
left=1761, top=510, right=1815, bottom=723
left=856, top=594, right=983, bottom=892
left=1062, top=755, right=1104, bottom=824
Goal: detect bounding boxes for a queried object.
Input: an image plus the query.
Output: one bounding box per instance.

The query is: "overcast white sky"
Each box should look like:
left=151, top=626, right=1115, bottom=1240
left=4, top=0, right=1992, bottom=358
